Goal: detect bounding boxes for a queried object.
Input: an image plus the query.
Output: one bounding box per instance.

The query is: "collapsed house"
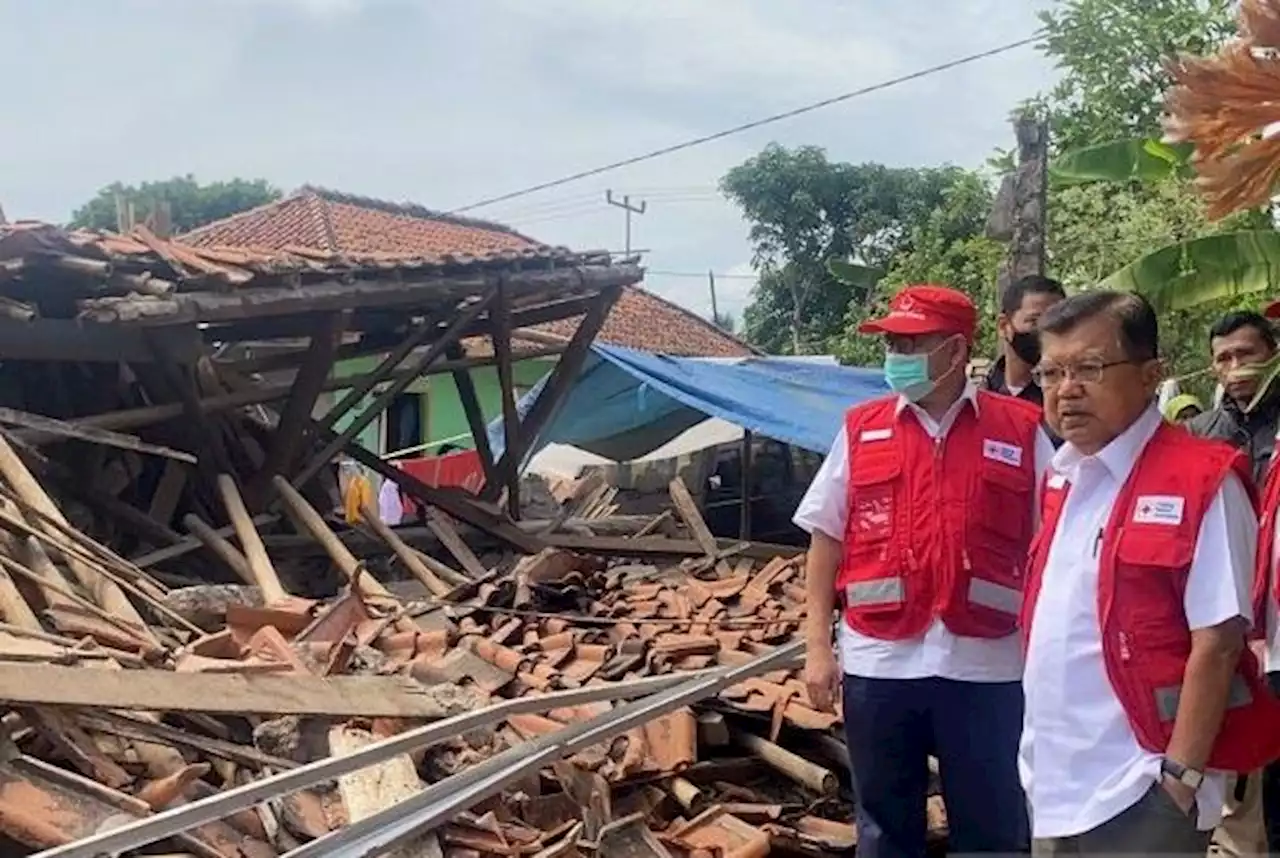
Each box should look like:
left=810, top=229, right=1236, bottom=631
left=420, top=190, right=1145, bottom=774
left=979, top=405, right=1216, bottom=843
left=0, top=208, right=940, bottom=856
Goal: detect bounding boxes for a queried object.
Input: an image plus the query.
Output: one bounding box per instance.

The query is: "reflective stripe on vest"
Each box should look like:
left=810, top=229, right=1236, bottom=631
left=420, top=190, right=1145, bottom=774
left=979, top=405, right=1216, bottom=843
left=846, top=578, right=904, bottom=607
left=846, top=576, right=1021, bottom=616
left=968, top=578, right=1022, bottom=615
left=1154, top=674, right=1253, bottom=722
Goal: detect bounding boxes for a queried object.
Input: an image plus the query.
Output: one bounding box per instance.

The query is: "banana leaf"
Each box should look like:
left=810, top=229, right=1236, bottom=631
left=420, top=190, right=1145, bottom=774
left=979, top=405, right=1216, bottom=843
left=1050, top=138, right=1195, bottom=187
left=826, top=259, right=883, bottom=288
left=1099, top=230, right=1280, bottom=311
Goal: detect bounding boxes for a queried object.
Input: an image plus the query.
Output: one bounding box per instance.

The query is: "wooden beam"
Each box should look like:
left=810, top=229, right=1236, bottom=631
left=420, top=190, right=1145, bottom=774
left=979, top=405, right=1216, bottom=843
left=131, top=513, right=276, bottom=570
left=484, top=286, right=620, bottom=502
left=315, top=309, right=448, bottom=434
left=543, top=532, right=798, bottom=561
left=335, top=436, right=543, bottom=555
left=491, top=277, right=521, bottom=519
left=0, top=319, right=202, bottom=364
left=292, top=292, right=498, bottom=492
left=21, top=344, right=565, bottom=441
left=0, top=662, right=458, bottom=718
left=446, top=342, right=497, bottom=490
left=0, top=407, right=196, bottom=464
left=216, top=475, right=288, bottom=604
left=249, top=312, right=346, bottom=504
left=78, top=263, right=641, bottom=326
left=0, top=435, right=158, bottom=643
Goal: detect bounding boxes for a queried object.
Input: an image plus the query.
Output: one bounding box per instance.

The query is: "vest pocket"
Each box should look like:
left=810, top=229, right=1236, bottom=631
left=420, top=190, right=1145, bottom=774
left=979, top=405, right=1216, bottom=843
left=968, top=463, right=1033, bottom=592
left=847, top=452, right=901, bottom=546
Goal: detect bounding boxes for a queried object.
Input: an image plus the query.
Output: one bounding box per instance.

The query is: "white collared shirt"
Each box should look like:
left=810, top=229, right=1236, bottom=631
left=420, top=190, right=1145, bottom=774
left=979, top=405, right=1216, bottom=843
left=793, top=382, right=1055, bottom=682
left=1021, top=405, right=1256, bottom=837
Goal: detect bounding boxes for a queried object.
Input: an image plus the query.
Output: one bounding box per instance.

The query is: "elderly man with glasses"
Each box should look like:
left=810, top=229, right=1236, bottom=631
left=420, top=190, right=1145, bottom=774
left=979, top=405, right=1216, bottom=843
left=797, top=283, right=1055, bottom=857
left=1020, top=290, right=1280, bottom=856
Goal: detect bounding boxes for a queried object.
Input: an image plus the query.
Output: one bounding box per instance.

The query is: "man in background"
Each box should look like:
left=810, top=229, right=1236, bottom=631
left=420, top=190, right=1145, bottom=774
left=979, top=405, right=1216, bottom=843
left=1187, top=310, right=1280, bottom=484
left=985, top=274, right=1067, bottom=406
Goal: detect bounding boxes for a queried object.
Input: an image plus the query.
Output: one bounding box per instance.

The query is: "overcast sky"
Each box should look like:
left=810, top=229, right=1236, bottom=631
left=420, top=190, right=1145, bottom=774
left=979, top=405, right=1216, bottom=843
left=0, top=0, right=1057, bottom=322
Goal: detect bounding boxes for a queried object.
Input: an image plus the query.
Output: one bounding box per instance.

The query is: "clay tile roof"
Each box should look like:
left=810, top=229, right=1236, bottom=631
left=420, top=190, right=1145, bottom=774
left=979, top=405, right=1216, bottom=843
left=179, top=187, right=754, bottom=358
left=180, top=186, right=541, bottom=257
left=539, top=286, right=756, bottom=358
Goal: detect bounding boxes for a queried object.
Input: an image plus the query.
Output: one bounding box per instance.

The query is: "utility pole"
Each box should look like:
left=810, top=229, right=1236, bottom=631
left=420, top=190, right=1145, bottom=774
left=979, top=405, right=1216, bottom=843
left=708, top=270, right=719, bottom=323
left=605, top=190, right=646, bottom=256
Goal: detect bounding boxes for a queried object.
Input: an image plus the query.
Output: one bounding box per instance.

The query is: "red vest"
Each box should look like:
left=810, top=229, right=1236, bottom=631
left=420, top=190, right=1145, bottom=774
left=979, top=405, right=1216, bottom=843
left=1255, top=437, right=1280, bottom=631
left=1023, top=423, right=1280, bottom=772
left=837, top=390, right=1041, bottom=640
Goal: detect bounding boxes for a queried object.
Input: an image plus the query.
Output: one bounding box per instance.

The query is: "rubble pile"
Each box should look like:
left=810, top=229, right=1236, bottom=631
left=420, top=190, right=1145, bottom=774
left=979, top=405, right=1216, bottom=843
left=0, top=437, right=953, bottom=857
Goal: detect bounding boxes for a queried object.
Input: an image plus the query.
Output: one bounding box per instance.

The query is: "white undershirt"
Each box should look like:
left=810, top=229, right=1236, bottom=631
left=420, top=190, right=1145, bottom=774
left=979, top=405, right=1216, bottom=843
left=793, top=383, right=1054, bottom=682
left=1020, top=405, right=1256, bottom=837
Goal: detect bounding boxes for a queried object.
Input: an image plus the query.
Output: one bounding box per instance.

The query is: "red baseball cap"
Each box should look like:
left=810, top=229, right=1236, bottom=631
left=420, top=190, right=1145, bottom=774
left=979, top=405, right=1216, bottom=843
left=857, top=284, right=977, bottom=343
left=1264, top=298, right=1280, bottom=320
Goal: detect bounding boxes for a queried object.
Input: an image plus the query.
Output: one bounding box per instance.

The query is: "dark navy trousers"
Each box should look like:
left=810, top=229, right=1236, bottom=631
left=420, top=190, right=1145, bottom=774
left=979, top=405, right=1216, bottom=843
left=843, top=675, right=1030, bottom=858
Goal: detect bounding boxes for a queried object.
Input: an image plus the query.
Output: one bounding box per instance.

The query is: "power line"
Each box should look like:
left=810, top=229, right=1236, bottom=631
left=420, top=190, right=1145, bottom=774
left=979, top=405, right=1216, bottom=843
left=448, top=33, right=1043, bottom=214
left=648, top=269, right=758, bottom=279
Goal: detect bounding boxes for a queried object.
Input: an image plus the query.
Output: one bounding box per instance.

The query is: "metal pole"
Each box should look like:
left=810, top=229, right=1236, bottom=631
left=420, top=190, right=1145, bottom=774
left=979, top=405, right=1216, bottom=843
left=284, top=640, right=804, bottom=858
left=709, top=270, right=719, bottom=322
left=29, top=671, right=717, bottom=858
left=606, top=190, right=646, bottom=256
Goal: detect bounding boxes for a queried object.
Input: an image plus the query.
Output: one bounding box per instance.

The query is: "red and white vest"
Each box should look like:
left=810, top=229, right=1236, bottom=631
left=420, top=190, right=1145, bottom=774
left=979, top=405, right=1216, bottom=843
left=837, top=390, right=1041, bottom=640
left=1254, top=437, right=1280, bottom=633
left=1023, top=423, right=1280, bottom=772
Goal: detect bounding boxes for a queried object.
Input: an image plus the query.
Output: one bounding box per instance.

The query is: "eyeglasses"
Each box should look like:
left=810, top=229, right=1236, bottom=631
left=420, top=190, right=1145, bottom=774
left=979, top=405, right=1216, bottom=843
left=1031, top=359, right=1132, bottom=387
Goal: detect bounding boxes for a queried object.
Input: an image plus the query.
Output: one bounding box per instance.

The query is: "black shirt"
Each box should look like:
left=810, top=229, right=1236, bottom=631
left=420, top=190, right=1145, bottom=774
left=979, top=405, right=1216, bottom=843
left=984, top=355, right=1062, bottom=448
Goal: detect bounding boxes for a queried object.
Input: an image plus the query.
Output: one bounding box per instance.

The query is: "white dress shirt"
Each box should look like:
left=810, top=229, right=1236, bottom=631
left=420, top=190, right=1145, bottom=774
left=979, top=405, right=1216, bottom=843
left=1021, top=405, right=1256, bottom=838
left=794, top=382, right=1055, bottom=683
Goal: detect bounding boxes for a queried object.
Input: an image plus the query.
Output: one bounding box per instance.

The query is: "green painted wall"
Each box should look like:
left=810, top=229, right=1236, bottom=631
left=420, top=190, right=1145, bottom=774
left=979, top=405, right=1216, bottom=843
left=322, top=355, right=556, bottom=457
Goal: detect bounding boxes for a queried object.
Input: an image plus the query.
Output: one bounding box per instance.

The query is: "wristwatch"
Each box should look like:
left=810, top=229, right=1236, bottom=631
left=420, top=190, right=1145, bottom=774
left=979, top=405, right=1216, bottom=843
left=1161, top=758, right=1205, bottom=789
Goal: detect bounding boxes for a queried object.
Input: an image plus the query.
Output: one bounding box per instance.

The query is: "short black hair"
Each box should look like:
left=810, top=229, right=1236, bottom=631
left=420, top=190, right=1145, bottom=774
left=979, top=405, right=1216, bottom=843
left=1038, top=290, right=1158, bottom=362
left=1208, top=310, right=1276, bottom=352
left=1000, top=274, right=1067, bottom=316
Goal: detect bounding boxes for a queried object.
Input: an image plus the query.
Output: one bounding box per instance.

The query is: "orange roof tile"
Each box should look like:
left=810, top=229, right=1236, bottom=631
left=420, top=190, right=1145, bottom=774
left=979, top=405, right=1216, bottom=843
left=538, top=286, right=755, bottom=358
left=181, top=187, right=540, bottom=257
left=180, top=187, right=755, bottom=358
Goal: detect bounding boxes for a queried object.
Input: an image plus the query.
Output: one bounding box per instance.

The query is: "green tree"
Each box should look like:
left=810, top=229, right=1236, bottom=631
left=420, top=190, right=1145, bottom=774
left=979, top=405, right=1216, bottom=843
left=69, top=175, right=281, bottom=233
left=1036, top=0, right=1236, bottom=153
left=722, top=144, right=972, bottom=354
left=831, top=171, right=1003, bottom=367
left=1048, top=178, right=1268, bottom=396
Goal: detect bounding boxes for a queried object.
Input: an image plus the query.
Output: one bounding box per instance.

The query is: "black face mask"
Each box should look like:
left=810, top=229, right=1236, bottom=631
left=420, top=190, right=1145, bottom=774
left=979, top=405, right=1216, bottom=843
left=1008, top=329, right=1041, bottom=367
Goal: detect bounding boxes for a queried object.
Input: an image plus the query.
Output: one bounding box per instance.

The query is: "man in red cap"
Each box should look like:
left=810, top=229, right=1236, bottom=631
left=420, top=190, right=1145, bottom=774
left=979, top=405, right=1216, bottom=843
left=797, top=284, right=1055, bottom=857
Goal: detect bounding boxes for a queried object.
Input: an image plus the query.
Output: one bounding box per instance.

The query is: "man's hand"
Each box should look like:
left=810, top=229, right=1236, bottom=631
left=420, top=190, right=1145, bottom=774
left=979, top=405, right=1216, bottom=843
left=804, top=648, right=841, bottom=713
left=1159, top=774, right=1197, bottom=816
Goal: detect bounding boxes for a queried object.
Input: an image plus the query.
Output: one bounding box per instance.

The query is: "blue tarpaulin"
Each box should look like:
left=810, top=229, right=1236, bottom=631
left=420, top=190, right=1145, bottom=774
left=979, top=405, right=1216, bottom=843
left=489, top=344, right=888, bottom=464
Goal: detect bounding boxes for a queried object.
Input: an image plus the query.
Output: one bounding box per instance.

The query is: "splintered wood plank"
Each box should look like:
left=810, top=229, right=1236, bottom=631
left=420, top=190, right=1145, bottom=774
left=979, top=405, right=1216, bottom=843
left=425, top=511, right=488, bottom=579
left=0, top=663, right=455, bottom=718
left=668, top=477, right=731, bottom=576
left=0, top=435, right=157, bottom=643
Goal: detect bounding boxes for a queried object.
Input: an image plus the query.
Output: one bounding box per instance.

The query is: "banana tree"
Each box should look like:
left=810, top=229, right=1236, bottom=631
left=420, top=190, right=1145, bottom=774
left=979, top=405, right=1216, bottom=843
left=1049, top=137, right=1280, bottom=313
left=1050, top=138, right=1194, bottom=187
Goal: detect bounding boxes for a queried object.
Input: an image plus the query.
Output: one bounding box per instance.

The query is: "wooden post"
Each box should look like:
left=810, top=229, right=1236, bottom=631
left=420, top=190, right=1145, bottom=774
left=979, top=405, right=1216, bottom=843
left=491, top=278, right=522, bottom=519
left=484, top=286, right=621, bottom=502
left=183, top=514, right=254, bottom=586
left=445, top=341, right=498, bottom=489
left=293, top=292, right=498, bottom=492
left=216, top=475, right=288, bottom=605
left=988, top=113, right=1049, bottom=309
left=251, top=312, right=346, bottom=504
left=357, top=502, right=452, bottom=598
